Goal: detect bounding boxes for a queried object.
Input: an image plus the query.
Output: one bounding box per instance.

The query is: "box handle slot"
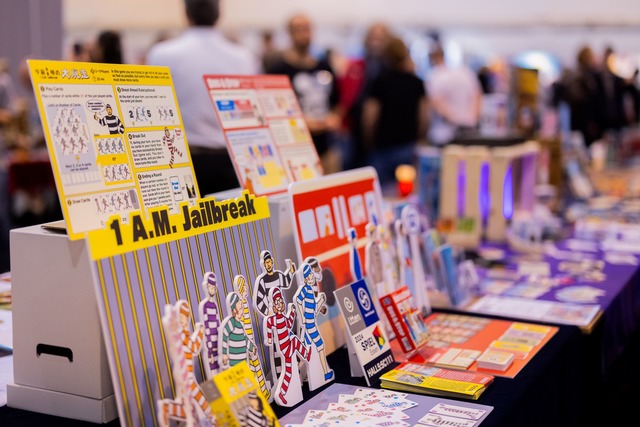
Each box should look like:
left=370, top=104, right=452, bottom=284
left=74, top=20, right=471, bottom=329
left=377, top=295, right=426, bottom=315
left=36, top=344, right=73, bottom=362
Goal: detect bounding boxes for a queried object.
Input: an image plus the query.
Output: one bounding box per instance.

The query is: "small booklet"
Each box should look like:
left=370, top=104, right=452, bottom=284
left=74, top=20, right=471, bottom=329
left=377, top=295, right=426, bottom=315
left=380, top=361, right=494, bottom=401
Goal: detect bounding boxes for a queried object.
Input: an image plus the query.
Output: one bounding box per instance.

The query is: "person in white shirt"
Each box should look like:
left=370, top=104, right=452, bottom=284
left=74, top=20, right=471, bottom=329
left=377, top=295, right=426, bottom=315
left=146, top=0, right=260, bottom=196
left=426, top=46, right=482, bottom=145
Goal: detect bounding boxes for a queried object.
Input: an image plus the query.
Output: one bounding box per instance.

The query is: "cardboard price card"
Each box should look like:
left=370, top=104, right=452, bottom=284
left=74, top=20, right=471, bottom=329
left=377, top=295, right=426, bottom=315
left=334, top=279, right=395, bottom=386
left=28, top=59, right=198, bottom=239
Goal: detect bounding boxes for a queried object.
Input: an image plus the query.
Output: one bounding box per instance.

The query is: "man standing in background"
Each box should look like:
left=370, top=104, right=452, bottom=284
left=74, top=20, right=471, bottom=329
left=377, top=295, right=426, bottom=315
left=146, top=0, right=260, bottom=197
left=426, top=45, right=482, bottom=145
left=267, top=14, right=342, bottom=174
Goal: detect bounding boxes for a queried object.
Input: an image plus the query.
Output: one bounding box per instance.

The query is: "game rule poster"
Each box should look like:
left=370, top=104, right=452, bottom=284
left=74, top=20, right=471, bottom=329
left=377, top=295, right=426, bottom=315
left=28, top=60, right=198, bottom=239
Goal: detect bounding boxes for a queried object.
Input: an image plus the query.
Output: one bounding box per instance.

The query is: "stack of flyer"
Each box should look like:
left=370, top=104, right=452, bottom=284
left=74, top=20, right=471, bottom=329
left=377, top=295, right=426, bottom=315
left=380, top=361, right=494, bottom=401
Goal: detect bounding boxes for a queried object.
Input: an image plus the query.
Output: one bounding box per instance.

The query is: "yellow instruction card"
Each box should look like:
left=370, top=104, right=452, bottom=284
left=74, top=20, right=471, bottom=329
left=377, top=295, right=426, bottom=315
left=28, top=60, right=198, bottom=240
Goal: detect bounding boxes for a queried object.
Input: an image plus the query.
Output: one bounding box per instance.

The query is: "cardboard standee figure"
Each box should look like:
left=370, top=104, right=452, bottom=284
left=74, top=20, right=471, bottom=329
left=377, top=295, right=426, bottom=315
left=218, top=290, right=272, bottom=402
left=233, top=275, right=271, bottom=401
left=395, top=219, right=414, bottom=292
left=379, top=223, right=400, bottom=290
left=263, top=286, right=310, bottom=406
left=199, top=272, right=220, bottom=378
left=365, top=223, right=384, bottom=288
left=253, top=249, right=295, bottom=392
left=157, top=300, right=216, bottom=427
left=219, top=292, right=258, bottom=368
left=401, top=204, right=432, bottom=315
left=253, top=250, right=296, bottom=318
left=293, top=259, right=334, bottom=390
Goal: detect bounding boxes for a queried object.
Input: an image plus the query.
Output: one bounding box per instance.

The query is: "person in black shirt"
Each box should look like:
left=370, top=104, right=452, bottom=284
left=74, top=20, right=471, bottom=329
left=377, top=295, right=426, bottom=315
left=362, top=36, right=428, bottom=189
left=267, top=14, right=341, bottom=173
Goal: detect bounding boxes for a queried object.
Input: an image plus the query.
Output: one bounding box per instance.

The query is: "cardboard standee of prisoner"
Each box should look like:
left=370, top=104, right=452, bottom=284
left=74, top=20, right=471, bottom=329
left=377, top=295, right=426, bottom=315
left=218, top=289, right=273, bottom=404
left=262, top=286, right=310, bottom=407
left=199, top=272, right=221, bottom=379
left=253, top=249, right=296, bottom=318
left=157, top=300, right=216, bottom=427
left=218, top=292, right=258, bottom=373
left=233, top=274, right=272, bottom=402
left=293, top=258, right=334, bottom=391
left=252, top=248, right=296, bottom=394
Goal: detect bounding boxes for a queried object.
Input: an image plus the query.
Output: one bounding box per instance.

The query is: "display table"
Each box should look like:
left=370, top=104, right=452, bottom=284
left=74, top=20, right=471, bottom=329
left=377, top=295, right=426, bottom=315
left=272, top=319, right=584, bottom=427
left=465, top=239, right=640, bottom=379
left=1, top=238, right=640, bottom=426
left=0, top=313, right=639, bottom=426
left=450, top=238, right=640, bottom=426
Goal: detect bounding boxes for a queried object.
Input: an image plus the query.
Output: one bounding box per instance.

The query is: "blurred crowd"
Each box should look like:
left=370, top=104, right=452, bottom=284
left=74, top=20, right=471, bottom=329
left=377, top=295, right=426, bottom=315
left=2, top=0, right=640, bottom=273
left=551, top=45, right=640, bottom=149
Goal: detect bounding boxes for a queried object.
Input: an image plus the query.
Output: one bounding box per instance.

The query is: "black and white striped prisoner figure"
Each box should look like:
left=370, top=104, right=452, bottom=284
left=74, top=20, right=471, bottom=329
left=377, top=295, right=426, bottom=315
left=253, top=250, right=295, bottom=317
left=94, top=104, right=124, bottom=134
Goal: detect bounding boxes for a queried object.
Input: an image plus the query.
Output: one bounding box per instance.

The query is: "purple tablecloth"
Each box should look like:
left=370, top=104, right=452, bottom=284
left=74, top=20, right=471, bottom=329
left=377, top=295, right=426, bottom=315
left=473, top=240, right=640, bottom=380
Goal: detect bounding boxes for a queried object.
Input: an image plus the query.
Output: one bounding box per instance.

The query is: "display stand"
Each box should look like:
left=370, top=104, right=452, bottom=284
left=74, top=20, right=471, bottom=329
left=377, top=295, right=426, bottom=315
left=486, top=141, right=539, bottom=241
left=439, top=144, right=489, bottom=247
left=439, top=139, right=540, bottom=244
left=6, top=187, right=298, bottom=423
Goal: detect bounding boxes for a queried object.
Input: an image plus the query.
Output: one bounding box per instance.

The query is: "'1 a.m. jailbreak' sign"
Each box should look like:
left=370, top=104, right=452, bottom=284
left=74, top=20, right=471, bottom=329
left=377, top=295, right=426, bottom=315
left=335, top=279, right=395, bottom=386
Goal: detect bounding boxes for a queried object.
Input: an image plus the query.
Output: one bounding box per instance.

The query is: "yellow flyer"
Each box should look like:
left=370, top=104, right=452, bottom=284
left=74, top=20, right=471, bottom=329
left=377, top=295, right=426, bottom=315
left=201, top=361, right=279, bottom=427
left=28, top=60, right=199, bottom=240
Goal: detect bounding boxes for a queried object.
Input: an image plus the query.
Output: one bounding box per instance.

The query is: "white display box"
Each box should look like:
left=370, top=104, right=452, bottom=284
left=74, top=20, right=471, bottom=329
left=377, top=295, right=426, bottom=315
left=7, top=222, right=117, bottom=423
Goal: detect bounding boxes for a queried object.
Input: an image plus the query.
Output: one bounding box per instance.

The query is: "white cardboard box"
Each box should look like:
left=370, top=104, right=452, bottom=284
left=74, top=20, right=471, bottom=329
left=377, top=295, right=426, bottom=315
left=7, top=222, right=117, bottom=423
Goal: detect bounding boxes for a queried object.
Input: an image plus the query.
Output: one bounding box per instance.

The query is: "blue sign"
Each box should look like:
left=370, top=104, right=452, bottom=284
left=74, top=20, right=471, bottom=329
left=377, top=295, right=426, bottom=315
left=352, top=279, right=379, bottom=326
left=215, top=100, right=235, bottom=111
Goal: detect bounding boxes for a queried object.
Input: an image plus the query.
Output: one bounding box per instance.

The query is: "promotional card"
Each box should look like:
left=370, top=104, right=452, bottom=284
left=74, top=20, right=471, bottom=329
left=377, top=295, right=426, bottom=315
left=205, top=74, right=322, bottom=196
left=28, top=59, right=198, bottom=239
